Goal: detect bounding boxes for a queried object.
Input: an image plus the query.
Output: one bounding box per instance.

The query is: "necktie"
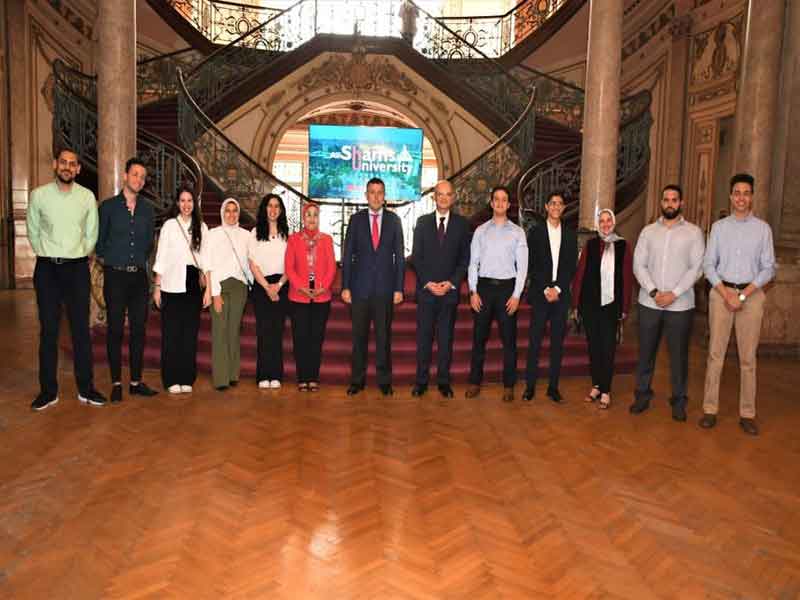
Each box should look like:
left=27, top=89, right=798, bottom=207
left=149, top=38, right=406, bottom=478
left=437, top=216, right=445, bottom=245
left=371, top=213, right=379, bottom=250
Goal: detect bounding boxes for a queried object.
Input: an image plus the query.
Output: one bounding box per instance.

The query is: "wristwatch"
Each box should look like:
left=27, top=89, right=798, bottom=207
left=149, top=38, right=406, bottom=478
left=738, top=292, right=747, bottom=303
left=649, top=288, right=658, bottom=298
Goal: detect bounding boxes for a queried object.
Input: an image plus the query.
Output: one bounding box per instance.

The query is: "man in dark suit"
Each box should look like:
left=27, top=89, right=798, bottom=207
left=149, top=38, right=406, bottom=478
left=341, top=177, right=405, bottom=396
left=523, top=192, right=578, bottom=402
left=411, top=180, right=471, bottom=398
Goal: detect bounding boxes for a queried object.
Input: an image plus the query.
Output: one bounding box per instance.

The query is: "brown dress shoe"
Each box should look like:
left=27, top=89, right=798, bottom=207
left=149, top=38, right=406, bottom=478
left=698, top=413, right=717, bottom=429
left=502, top=387, right=514, bottom=402
left=739, top=417, right=759, bottom=435
left=465, top=385, right=480, bottom=398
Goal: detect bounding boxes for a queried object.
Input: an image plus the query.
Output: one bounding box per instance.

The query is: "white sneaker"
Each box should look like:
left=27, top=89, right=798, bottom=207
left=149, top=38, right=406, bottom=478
left=269, top=380, right=281, bottom=389
left=180, top=385, right=192, bottom=393
left=168, top=385, right=182, bottom=394
left=258, top=380, right=270, bottom=389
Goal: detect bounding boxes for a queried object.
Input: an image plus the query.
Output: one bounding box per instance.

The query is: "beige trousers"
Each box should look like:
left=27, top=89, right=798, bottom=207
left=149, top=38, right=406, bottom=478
left=702, top=287, right=765, bottom=418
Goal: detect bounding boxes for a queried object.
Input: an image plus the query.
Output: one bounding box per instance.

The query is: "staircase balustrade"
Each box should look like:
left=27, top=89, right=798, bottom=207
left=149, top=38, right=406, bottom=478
left=435, top=0, right=569, bottom=58
left=161, top=0, right=572, bottom=58
left=417, top=86, right=537, bottom=220
left=137, top=48, right=206, bottom=105
left=52, top=59, right=203, bottom=215
left=177, top=68, right=308, bottom=230
left=517, top=90, right=653, bottom=231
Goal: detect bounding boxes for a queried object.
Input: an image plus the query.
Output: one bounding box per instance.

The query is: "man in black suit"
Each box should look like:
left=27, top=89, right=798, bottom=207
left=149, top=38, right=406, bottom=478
left=411, top=180, right=471, bottom=398
left=341, top=177, right=405, bottom=396
left=523, top=192, right=578, bottom=402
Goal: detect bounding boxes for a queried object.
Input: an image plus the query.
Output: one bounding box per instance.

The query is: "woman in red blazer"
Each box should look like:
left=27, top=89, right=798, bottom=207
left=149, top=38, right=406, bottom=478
left=285, top=202, right=336, bottom=391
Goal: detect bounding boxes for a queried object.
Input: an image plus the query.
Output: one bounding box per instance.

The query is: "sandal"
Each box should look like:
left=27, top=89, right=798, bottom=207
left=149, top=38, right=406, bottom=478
left=598, top=393, right=611, bottom=410
left=585, top=386, right=601, bottom=403
left=298, top=382, right=309, bottom=392
left=308, top=382, right=319, bottom=392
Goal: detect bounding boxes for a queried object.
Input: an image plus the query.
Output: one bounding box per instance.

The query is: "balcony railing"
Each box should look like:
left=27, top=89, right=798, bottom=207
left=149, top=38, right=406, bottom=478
left=161, top=0, right=572, bottom=57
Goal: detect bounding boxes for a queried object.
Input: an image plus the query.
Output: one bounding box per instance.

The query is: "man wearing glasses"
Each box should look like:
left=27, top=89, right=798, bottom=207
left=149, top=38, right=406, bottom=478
left=700, top=173, right=775, bottom=435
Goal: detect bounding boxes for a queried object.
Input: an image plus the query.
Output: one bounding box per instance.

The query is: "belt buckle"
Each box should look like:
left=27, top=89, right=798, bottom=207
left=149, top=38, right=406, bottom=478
left=52, top=257, right=65, bottom=265
left=126, top=265, right=138, bottom=273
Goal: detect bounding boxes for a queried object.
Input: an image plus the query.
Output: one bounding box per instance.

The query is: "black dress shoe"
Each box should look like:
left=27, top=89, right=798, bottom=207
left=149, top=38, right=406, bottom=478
left=671, top=401, right=687, bottom=422
left=437, top=384, right=454, bottom=398
left=229, top=380, right=239, bottom=387
left=411, top=383, right=428, bottom=397
left=347, top=383, right=364, bottom=396
left=698, top=413, right=717, bottom=429
left=109, top=386, right=122, bottom=404
left=629, top=400, right=650, bottom=415
left=215, top=385, right=229, bottom=392
left=739, top=417, right=759, bottom=435
left=129, top=382, right=158, bottom=397
left=521, top=387, right=534, bottom=401
left=546, top=388, right=563, bottom=403
left=379, top=384, right=393, bottom=396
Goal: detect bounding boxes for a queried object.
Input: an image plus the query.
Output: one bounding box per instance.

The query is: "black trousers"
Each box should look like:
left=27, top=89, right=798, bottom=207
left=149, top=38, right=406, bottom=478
left=581, top=302, right=618, bottom=394
left=160, top=266, right=203, bottom=388
left=103, top=267, right=149, bottom=383
left=252, top=274, right=288, bottom=382
left=525, top=295, right=569, bottom=391
left=415, top=298, right=458, bottom=385
left=469, top=279, right=518, bottom=387
left=34, top=257, right=94, bottom=396
left=290, top=300, right=331, bottom=383
left=634, top=304, right=693, bottom=406
left=350, top=296, right=394, bottom=386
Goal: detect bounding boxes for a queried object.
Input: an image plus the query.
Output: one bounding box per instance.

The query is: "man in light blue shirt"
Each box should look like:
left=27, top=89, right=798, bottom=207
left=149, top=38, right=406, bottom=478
left=465, top=186, right=528, bottom=401
left=630, top=184, right=705, bottom=421
left=700, top=173, right=776, bottom=436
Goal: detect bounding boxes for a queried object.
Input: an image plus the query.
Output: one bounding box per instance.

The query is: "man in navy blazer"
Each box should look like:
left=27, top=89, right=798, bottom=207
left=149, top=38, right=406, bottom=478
left=523, top=192, right=578, bottom=402
left=341, top=177, right=405, bottom=396
left=411, top=180, right=471, bottom=398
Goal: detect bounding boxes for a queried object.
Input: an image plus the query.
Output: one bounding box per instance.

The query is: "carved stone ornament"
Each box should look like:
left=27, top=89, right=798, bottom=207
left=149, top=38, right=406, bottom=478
left=691, top=18, right=742, bottom=85
left=298, top=47, right=418, bottom=96
left=670, top=14, right=693, bottom=40
left=41, top=73, right=55, bottom=114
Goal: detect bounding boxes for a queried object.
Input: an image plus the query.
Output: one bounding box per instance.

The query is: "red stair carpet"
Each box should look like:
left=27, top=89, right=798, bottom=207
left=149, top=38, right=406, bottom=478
left=87, top=269, right=636, bottom=386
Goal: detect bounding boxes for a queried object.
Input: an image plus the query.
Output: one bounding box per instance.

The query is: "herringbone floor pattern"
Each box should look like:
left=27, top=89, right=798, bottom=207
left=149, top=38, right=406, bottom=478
left=1, top=291, right=799, bottom=599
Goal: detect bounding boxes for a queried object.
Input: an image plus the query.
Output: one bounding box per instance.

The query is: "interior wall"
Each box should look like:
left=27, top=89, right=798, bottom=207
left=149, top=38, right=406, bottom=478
left=6, top=0, right=97, bottom=287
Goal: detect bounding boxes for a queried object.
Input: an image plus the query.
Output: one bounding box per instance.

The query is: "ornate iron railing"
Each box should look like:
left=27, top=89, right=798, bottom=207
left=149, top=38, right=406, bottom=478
left=416, top=86, right=537, bottom=220
left=435, top=0, right=569, bottom=58
left=166, top=0, right=285, bottom=45
left=137, top=48, right=205, bottom=105
left=509, top=65, right=584, bottom=129
left=177, top=67, right=308, bottom=229
left=52, top=59, right=203, bottom=214
left=517, top=90, right=653, bottom=231
left=163, top=0, right=572, bottom=58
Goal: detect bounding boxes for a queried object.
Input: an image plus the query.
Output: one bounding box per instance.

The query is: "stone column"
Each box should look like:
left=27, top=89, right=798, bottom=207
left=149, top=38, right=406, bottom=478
left=96, top=0, right=136, bottom=201
left=578, top=0, right=623, bottom=231
left=731, top=0, right=785, bottom=219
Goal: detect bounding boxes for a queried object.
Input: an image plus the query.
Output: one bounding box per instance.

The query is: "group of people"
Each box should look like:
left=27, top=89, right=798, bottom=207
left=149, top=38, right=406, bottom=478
left=28, top=146, right=776, bottom=435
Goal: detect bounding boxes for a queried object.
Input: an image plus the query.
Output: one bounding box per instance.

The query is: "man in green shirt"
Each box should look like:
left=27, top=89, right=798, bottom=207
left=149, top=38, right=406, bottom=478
left=27, top=147, right=107, bottom=410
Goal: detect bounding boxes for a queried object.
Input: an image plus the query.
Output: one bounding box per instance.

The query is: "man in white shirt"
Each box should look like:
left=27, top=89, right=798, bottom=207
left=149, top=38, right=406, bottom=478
left=630, top=184, right=705, bottom=421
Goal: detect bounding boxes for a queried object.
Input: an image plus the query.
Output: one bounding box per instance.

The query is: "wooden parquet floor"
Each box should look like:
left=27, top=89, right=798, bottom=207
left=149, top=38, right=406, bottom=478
left=1, top=290, right=799, bottom=599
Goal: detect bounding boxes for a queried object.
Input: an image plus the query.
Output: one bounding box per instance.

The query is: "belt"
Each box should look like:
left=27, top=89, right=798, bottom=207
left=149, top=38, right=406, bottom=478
left=478, top=277, right=515, bottom=286
left=40, top=256, right=87, bottom=265
left=722, top=280, right=750, bottom=290
left=109, top=265, right=144, bottom=273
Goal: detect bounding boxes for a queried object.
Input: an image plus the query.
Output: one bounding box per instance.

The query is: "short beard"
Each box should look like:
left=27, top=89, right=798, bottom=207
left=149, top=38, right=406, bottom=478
left=56, top=171, right=75, bottom=185
left=662, top=206, right=681, bottom=219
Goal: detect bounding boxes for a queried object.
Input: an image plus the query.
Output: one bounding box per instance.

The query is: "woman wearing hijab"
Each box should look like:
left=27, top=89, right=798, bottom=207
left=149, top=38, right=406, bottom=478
left=206, top=198, right=252, bottom=391
left=572, top=208, right=633, bottom=409
left=248, top=193, right=289, bottom=389
left=152, top=187, right=211, bottom=393
left=284, top=202, right=336, bottom=391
